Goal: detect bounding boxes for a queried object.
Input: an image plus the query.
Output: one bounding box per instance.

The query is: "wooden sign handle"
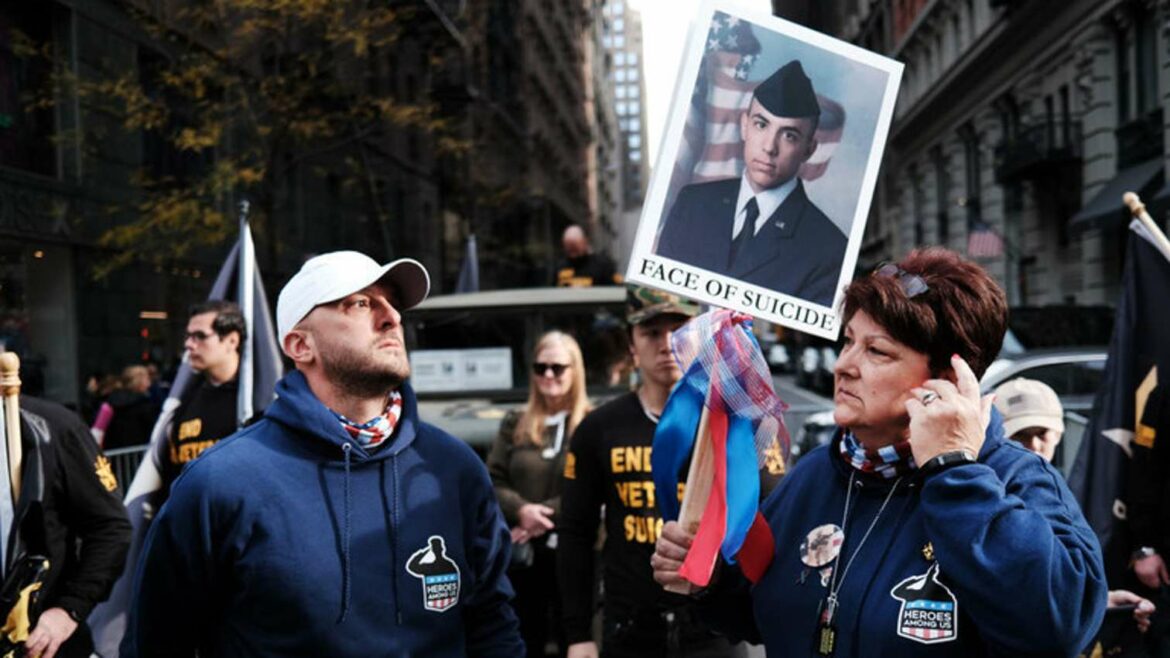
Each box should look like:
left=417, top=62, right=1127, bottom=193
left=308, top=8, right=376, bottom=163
left=0, top=352, right=20, bottom=502
left=664, top=405, right=716, bottom=594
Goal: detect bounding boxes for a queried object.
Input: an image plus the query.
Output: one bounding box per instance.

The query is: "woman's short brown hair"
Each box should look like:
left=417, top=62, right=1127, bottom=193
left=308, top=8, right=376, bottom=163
left=840, top=247, right=1007, bottom=379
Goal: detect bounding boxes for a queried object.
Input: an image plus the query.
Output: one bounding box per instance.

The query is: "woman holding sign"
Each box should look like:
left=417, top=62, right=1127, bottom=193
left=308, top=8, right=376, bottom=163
left=652, top=247, right=1107, bottom=656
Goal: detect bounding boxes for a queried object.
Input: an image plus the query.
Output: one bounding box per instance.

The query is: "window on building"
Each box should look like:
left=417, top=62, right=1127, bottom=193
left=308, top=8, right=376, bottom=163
left=629, top=101, right=640, bottom=115
left=614, top=18, right=624, bottom=33
left=628, top=86, right=639, bottom=99
left=910, top=165, right=925, bottom=245
left=616, top=86, right=626, bottom=99
left=616, top=102, right=627, bottom=115
left=628, top=118, right=640, bottom=131
left=0, top=5, right=55, bottom=177
left=959, top=123, right=982, bottom=224
left=629, top=53, right=638, bottom=65
left=614, top=52, right=626, bottom=66
left=614, top=35, right=625, bottom=47
left=932, top=146, right=949, bottom=245
left=630, top=149, right=641, bottom=161
left=629, top=134, right=641, bottom=149
left=613, top=2, right=624, bottom=15
left=627, top=68, right=639, bottom=82
left=615, top=68, right=627, bottom=82
left=1117, top=5, right=1158, bottom=123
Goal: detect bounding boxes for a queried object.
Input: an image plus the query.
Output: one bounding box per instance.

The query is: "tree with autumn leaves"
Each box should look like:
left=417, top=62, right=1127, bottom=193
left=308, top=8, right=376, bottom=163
left=11, top=0, right=469, bottom=276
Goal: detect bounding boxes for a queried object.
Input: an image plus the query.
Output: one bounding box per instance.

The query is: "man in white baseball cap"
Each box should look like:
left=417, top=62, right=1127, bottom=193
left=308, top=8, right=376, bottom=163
left=124, top=251, right=524, bottom=657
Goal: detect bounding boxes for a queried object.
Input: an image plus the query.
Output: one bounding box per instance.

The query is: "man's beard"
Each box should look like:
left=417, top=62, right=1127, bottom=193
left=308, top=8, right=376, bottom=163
left=320, top=340, right=410, bottom=399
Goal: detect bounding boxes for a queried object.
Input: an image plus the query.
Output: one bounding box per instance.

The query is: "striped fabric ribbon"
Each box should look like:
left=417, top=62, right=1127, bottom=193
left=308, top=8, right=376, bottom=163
left=838, top=430, right=916, bottom=479
left=333, top=391, right=404, bottom=450
left=652, top=309, right=790, bottom=585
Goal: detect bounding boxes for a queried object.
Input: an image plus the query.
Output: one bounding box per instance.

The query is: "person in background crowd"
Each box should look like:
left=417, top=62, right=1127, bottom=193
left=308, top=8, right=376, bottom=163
left=100, top=365, right=161, bottom=450
left=122, top=251, right=523, bottom=657
left=653, top=248, right=1107, bottom=656
left=10, top=394, right=131, bottom=658
left=489, top=330, right=591, bottom=657
left=144, top=362, right=169, bottom=407
left=154, top=300, right=245, bottom=504
left=555, top=225, right=621, bottom=288
left=559, top=286, right=750, bottom=658
left=993, top=377, right=1155, bottom=648
left=1129, top=381, right=1170, bottom=657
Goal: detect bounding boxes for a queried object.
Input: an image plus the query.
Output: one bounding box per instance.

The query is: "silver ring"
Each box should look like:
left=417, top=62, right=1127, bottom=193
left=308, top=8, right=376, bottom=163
left=921, top=391, right=939, bottom=406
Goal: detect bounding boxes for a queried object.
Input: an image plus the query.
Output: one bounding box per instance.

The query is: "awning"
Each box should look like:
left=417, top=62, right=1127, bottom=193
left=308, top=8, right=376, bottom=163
left=1069, top=158, right=1163, bottom=234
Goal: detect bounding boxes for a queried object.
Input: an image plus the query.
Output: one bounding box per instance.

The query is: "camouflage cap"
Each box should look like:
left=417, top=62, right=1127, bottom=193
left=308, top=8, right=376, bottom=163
left=625, top=286, right=700, bottom=325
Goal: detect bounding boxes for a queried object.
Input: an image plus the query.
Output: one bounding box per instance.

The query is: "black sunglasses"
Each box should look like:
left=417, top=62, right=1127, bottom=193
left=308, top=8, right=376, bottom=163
left=532, top=362, right=570, bottom=377
left=185, top=330, right=215, bottom=342
left=876, top=263, right=929, bottom=298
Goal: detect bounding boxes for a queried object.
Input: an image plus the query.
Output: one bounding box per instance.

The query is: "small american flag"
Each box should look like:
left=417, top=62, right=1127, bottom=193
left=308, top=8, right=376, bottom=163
left=667, top=12, right=846, bottom=210
left=966, top=217, right=1004, bottom=258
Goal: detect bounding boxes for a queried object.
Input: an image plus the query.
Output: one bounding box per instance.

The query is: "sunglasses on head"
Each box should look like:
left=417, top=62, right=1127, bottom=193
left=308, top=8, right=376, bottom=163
left=532, top=362, right=570, bottom=377
left=876, top=263, right=930, bottom=298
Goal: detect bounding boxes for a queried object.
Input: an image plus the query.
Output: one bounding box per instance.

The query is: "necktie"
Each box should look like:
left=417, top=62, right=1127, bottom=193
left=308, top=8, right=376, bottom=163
left=729, top=197, right=759, bottom=269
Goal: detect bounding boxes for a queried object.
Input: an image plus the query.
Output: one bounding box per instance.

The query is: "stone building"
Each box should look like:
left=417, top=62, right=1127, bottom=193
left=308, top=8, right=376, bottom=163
left=601, top=0, right=651, bottom=272
left=774, top=0, right=1169, bottom=307
left=582, top=0, right=625, bottom=258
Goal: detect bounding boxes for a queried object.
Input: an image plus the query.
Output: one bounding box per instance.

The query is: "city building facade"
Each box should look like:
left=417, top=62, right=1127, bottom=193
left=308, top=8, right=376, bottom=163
left=582, top=0, right=625, bottom=258
left=602, top=1, right=651, bottom=272
left=0, top=0, right=597, bottom=405
left=774, top=0, right=1169, bottom=307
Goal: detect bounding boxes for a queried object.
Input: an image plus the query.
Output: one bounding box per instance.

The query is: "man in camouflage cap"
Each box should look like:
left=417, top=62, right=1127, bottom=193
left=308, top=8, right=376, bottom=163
left=558, top=287, right=746, bottom=657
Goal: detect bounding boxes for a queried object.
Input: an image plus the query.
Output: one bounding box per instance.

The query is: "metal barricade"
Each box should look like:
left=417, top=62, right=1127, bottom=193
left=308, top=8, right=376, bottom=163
left=103, top=445, right=150, bottom=491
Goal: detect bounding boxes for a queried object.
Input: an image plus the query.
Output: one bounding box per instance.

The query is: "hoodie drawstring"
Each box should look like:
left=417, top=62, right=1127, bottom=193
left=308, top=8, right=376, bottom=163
left=391, top=456, right=403, bottom=625
left=339, top=442, right=353, bottom=623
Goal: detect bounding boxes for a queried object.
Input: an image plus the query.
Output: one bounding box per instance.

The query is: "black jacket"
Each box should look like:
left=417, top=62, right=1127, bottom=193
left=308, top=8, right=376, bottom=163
left=13, top=396, right=132, bottom=624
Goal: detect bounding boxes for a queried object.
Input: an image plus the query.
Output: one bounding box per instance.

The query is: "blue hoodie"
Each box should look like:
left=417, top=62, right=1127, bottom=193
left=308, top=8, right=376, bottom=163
left=122, top=371, right=523, bottom=657
left=701, top=411, right=1107, bottom=657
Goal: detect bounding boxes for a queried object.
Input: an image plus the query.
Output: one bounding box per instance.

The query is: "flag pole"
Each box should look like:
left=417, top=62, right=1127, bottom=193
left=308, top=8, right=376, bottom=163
left=237, top=200, right=255, bottom=425
left=664, top=405, right=714, bottom=594
left=1123, top=192, right=1170, bottom=259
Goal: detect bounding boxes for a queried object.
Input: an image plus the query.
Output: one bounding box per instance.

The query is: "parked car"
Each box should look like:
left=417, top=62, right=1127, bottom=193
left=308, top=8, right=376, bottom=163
left=403, top=286, right=629, bottom=455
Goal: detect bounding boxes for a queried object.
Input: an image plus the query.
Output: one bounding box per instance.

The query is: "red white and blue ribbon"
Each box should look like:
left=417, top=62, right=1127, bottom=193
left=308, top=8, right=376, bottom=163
left=652, top=310, right=789, bottom=585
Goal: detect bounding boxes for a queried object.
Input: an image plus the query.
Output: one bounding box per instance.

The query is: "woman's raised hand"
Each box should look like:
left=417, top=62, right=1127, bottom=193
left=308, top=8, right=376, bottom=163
left=906, top=354, right=995, bottom=465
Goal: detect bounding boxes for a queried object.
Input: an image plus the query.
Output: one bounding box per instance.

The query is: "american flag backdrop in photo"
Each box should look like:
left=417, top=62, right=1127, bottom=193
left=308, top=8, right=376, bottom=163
left=665, top=12, right=847, bottom=215
left=966, top=217, right=1005, bottom=259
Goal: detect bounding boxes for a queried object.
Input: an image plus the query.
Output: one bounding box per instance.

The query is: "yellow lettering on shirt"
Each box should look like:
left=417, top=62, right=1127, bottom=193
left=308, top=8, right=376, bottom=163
left=622, top=515, right=664, bottom=544
left=169, top=439, right=217, bottom=465
left=610, top=446, right=652, bottom=474
left=177, top=418, right=203, bottom=441
left=614, top=481, right=658, bottom=509
left=564, top=452, right=577, bottom=479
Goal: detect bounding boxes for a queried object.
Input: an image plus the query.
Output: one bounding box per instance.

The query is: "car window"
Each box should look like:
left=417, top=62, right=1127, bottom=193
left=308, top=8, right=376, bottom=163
left=1014, top=360, right=1105, bottom=398
left=406, top=305, right=628, bottom=394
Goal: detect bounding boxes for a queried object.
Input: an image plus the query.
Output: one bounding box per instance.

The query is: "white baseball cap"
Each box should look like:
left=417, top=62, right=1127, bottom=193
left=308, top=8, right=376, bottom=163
left=276, top=251, right=430, bottom=343
left=993, top=377, right=1065, bottom=438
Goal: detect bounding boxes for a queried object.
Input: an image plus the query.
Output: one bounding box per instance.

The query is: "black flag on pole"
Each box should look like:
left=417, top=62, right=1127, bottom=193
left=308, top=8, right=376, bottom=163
left=1068, top=219, right=1170, bottom=583
left=88, top=220, right=283, bottom=657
